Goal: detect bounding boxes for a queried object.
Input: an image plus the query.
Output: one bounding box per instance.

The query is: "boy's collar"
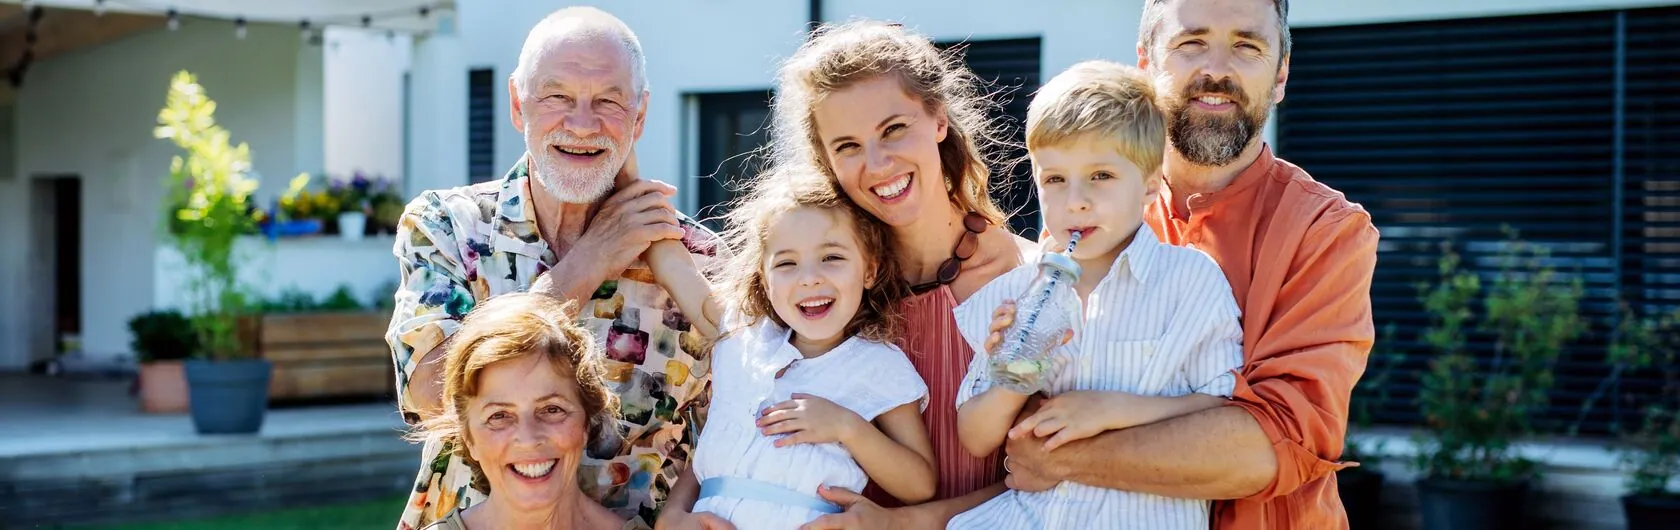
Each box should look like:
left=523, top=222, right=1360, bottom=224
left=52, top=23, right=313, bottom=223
left=1105, top=223, right=1160, bottom=284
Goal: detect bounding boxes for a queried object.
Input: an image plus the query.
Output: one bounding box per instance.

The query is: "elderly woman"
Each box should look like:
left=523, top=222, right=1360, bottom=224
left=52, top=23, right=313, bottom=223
left=415, top=292, right=624, bottom=530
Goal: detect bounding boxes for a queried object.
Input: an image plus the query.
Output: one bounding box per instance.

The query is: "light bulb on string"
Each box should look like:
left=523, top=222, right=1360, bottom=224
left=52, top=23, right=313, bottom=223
left=235, top=18, right=247, bottom=40
left=361, top=15, right=372, bottom=28
left=93, top=0, right=106, bottom=17
left=299, top=19, right=312, bottom=43
left=167, top=9, right=180, bottom=31
left=419, top=6, right=431, bottom=19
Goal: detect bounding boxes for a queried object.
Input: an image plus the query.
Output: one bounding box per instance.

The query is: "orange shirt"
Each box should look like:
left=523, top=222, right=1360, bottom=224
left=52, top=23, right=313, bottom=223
left=1145, top=145, right=1379, bottom=530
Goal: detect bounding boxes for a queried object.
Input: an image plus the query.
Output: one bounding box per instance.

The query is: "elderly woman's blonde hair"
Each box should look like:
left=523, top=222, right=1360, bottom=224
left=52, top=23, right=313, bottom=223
left=1026, top=60, right=1168, bottom=183
left=410, top=292, right=619, bottom=493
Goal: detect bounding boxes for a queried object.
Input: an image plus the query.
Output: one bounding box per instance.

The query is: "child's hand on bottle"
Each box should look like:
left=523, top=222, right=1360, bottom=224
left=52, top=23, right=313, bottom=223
left=756, top=393, right=866, bottom=447
left=983, top=299, right=1074, bottom=354
left=1007, top=391, right=1127, bottom=451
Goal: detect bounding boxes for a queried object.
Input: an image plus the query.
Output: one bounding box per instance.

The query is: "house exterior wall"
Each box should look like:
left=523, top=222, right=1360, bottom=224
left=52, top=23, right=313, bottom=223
left=1, top=22, right=312, bottom=367
left=0, top=105, right=20, bottom=368
left=323, top=26, right=413, bottom=182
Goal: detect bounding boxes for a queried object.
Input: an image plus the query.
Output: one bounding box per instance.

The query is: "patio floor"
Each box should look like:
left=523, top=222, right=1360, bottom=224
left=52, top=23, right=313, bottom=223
left=0, top=372, right=419, bottom=527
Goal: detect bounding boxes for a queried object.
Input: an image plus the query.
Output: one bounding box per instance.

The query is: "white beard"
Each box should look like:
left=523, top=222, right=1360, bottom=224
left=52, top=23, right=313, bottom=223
left=527, top=129, right=625, bottom=204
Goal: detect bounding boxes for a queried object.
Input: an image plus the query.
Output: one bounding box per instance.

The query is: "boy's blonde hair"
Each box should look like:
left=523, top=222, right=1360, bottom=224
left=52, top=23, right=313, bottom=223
left=1026, top=60, right=1167, bottom=181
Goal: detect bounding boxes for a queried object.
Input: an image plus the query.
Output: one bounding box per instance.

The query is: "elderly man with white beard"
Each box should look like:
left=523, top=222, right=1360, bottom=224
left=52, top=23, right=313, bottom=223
left=385, top=7, right=722, bottom=530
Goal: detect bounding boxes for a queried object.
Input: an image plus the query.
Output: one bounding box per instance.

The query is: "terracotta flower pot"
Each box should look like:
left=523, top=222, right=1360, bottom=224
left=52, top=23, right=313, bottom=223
left=138, top=360, right=189, bottom=413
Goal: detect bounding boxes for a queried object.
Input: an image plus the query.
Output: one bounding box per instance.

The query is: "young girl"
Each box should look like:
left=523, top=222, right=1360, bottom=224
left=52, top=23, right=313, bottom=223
left=648, top=168, right=936, bottom=530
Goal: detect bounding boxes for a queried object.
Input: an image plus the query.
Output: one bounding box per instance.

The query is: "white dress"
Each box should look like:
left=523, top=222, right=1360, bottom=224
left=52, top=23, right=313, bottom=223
left=691, top=317, right=929, bottom=530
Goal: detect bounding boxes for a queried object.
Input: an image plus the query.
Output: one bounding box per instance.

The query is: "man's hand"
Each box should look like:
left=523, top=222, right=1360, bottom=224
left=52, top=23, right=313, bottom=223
left=655, top=509, right=736, bottom=530
left=1003, top=395, right=1059, bottom=492
left=757, top=393, right=868, bottom=448
left=559, top=151, right=685, bottom=283
left=797, top=486, right=921, bottom=530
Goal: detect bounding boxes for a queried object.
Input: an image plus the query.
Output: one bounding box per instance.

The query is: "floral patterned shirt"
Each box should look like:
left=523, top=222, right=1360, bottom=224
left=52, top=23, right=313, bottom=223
left=387, top=157, right=718, bottom=530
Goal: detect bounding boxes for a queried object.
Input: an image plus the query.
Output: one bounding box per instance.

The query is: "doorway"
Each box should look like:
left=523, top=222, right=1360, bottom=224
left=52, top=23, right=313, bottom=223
left=28, top=176, right=81, bottom=366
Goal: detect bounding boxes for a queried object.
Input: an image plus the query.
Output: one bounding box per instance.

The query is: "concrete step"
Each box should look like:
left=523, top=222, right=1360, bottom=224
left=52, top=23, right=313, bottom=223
left=0, top=404, right=424, bottom=527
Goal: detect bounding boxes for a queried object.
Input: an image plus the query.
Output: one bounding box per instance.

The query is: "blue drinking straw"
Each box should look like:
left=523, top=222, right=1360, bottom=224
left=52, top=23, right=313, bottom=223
left=1002, top=231, right=1082, bottom=358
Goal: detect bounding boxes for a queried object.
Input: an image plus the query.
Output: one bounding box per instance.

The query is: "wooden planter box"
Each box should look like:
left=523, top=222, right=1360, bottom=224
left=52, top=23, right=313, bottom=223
left=258, top=311, right=393, bottom=402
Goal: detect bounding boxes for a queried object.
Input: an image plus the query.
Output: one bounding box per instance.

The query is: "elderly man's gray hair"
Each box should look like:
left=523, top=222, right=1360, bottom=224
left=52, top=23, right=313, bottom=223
left=510, top=7, right=649, bottom=101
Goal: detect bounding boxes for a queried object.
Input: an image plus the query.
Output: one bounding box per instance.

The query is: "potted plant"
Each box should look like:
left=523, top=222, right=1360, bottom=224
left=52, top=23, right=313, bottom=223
left=267, top=174, right=325, bottom=239
left=329, top=171, right=374, bottom=241
left=368, top=176, right=405, bottom=235
left=154, top=70, right=273, bottom=435
left=1604, top=301, right=1680, bottom=530
left=1410, top=230, right=1586, bottom=530
left=128, top=309, right=199, bottom=413
left=1339, top=322, right=1401, bottom=529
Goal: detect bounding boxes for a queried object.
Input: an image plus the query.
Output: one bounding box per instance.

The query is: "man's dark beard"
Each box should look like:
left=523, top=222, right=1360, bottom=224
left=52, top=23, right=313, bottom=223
left=1166, top=76, right=1271, bottom=167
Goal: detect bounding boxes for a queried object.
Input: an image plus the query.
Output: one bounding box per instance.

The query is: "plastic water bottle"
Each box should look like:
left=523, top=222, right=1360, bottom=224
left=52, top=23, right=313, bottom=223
left=987, top=234, right=1084, bottom=395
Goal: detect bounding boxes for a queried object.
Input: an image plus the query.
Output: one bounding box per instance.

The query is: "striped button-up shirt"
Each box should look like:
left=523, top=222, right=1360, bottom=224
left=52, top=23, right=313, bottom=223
left=947, top=222, right=1244, bottom=530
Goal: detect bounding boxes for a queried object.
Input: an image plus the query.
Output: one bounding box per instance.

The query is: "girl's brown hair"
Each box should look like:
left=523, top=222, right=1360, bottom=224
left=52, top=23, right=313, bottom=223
left=767, top=19, right=1014, bottom=226
left=714, top=167, right=909, bottom=344
left=410, top=292, right=619, bottom=493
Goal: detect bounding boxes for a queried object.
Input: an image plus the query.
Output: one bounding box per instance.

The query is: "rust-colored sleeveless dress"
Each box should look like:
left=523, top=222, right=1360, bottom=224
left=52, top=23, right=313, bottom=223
left=865, top=284, right=1007, bottom=506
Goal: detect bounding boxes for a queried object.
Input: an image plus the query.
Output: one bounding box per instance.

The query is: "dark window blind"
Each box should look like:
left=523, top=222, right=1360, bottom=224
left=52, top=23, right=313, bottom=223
left=1279, top=7, right=1679, bottom=434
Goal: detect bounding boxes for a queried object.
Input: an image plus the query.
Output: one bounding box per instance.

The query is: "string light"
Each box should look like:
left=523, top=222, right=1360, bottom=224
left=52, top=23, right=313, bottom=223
left=63, top=2, right=452, bottom=43
left=8, top=5, right=44, bottom=88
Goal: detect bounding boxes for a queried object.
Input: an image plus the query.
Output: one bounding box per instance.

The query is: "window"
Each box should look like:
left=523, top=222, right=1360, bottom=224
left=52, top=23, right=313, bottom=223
left=1276, top=6, right=1680, bottom=434
left=468, top=68, right=496, bottom=184
left=692, top=90, right=773, bottom=229
left=937, top=37, right=1043, bottom=239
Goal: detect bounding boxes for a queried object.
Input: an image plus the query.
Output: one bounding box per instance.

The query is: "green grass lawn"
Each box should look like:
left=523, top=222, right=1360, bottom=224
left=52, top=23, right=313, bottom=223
left=72, top=495, right=407, bottom=530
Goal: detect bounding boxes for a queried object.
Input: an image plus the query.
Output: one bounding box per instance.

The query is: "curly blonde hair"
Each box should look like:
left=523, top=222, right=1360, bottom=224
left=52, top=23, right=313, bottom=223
left=767, top=19, right=1015, bottom=227
left=713, top=167, right=909, bottom=344
left=410, top=292, right=619, bottom=494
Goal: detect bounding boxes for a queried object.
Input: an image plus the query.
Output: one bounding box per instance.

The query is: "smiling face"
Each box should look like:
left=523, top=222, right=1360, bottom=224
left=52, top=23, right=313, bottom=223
left=810, top=76, right=950, bottom=229
left=1033, top=135, right=1160, bottom=263
left=760, top=206, right=876, bottom=355
left=1142, top=0, right=1288, bottom=167
left=510, top=30, right=646, bottom=203
left=462, top=353, right=590, bottom=510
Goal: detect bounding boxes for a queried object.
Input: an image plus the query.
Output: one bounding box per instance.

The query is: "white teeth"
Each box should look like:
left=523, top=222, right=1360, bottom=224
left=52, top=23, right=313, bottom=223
left=1197, top=96, right=1229, bottom=105
left=871, top=175, right=911, bottom=199
left=556, top=146, right=603, bottom=155
left=799, top=298, right=833, bottom=308
left=513, top=460, right=556, bottom=478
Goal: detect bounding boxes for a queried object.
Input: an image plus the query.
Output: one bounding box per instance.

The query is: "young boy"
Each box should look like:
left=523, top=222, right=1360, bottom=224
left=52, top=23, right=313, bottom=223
left=947, top=61, right=1245, bottom=530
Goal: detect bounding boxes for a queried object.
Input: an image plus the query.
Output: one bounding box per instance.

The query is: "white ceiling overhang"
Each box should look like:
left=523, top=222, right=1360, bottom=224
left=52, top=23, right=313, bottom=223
left=4, top=0, right=455, bottom=33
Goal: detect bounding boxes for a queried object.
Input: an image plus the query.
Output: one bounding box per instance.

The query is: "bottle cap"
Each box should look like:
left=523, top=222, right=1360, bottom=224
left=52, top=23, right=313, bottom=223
left=1038, top=252, right=1082, bottom=282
